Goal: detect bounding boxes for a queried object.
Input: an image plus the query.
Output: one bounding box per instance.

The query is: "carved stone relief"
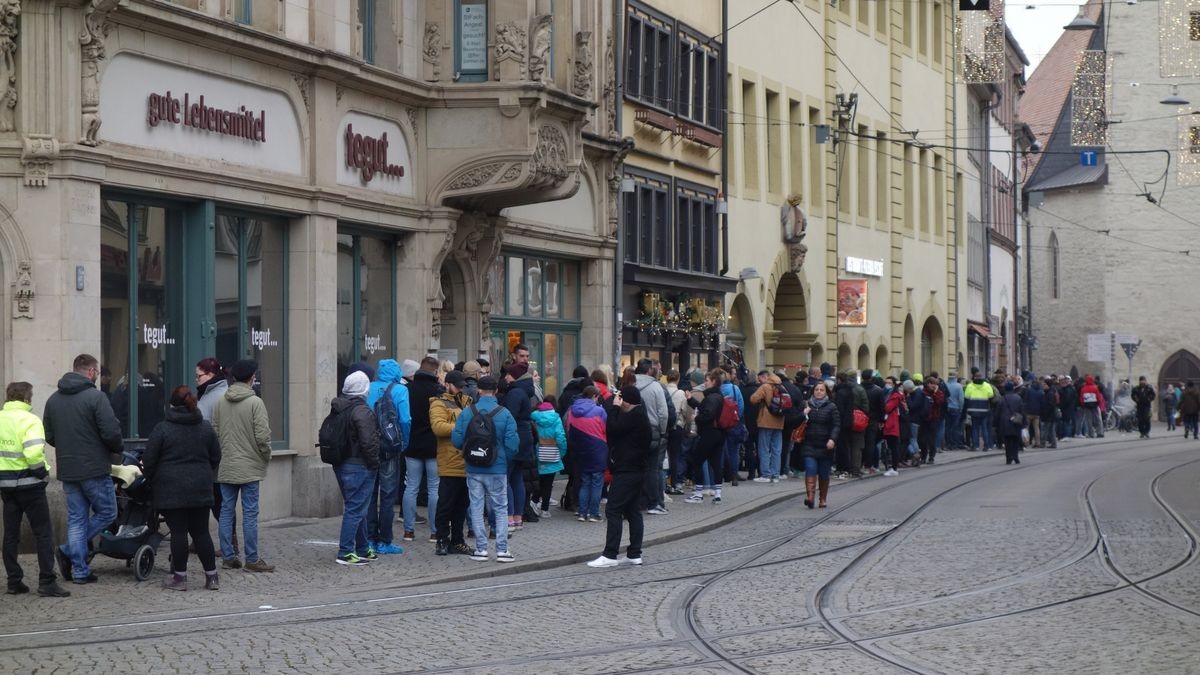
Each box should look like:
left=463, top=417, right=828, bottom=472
left=494, top=21, right=526, bottom=80
left=423, top=22, right=442, bottom=81
left=20, top=134, right=57, bottom=187
left=446, top=163, right=503, bottom=191
left=572, top=31, right=593, bottom=98
left=528, top=15, right=553, bottom=83
left=293, top=74, right=310, bottom=111
left=603, top=30, right=616, bottom=138
left=79, top=0, right=122, bottom=146
left=0, top=0, right=19, bottom=133
left=405, top=106, right=418, bottom=143
left=11, top=259, right=33, bottom=318
left=530, top=125, right=568, bottom=188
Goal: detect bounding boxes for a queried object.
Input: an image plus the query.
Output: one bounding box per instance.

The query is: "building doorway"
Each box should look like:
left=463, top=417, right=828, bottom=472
left=1158, top=350, right=1200, bottom=421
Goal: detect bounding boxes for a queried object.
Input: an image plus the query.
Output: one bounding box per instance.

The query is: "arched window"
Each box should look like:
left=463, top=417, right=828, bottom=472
left=1049, top=231, right=1060, bottom=299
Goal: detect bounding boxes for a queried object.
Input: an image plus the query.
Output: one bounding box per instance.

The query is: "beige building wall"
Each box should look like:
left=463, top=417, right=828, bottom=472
left=726, top=0, right=962, bottom=378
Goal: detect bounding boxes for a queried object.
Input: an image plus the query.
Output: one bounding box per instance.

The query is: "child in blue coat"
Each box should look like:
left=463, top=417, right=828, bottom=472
left=531, top=396, right=567, bottom=518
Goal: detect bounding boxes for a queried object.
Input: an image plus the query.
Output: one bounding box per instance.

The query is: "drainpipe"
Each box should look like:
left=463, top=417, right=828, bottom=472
left=951, top=8, right=961, bottom=375
left=613, top=0, right=625, bottom=371
left=719, top=0, right=729, bottom=277
left=981, top=93, right=997, bottom=373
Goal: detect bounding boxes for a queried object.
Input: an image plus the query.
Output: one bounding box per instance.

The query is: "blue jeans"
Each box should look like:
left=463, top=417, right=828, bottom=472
left=804, top=455, right=832, bottom=480
left=935, top=418, right=946, bottom=449
left=506, top=461, right=525, bottom=518
left=219, top=482, right=260, bottom=563
left=945, top=408, right=962, bottom=447
left=578, top=471, right=604, bottom=518
left=723, top=436, right=742, bottom=480
left=969, top=411, right=992, bottom=450
left=403, top=457, right=439, bottom=534
left=467, top=473, right=508, bottom=554
left=334, top=463, right=376, bottom=557
left=60, top=477, right=117, bottom=579
left=908, top=423, right=920, bottom=456
left=757, top=428, right=783, bottom=478
left=367, top=456, right=401, bottom=544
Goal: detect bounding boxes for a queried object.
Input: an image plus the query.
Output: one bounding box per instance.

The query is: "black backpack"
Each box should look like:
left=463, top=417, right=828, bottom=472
left=462, top=404, right=503, bottom=467
left=317, top=402, right=355, bottom=465
left=374, top=382, right=403, bottom=459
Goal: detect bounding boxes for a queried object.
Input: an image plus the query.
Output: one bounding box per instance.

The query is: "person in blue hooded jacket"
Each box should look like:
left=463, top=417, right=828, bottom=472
left=364, top=359, right=412, bottom=555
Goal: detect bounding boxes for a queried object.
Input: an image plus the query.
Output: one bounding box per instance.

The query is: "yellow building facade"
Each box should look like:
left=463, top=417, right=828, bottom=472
left=725, top=0, right=963, bottom=378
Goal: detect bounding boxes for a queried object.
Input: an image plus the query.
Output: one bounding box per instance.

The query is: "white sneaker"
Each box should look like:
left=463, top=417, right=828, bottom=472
left=647, top=507, right=668, bottom=515
left=540, top=509, right=552, bottom=518
left=470, top=550, right=489, bottom=562
left=884, top=469, right=899, bottom=477
left=704, top=489, right=714, bottom=496
left=587, top=555, right=620, bottom=568
left=778, top=474, right=788, bottom=480
left=753, top=477, right=771, bottom=483
left=663, top=494, right=673, bottom=503
left=685, top=494, right=704, bottom=504
left=620, top=556, right=643, bottom=565
left=548, top=498, right=558, bottom=506
left=495, top=551, right=515, bottom=563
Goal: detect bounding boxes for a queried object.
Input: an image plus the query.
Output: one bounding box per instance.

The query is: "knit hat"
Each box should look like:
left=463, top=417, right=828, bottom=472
left=572, top=365, right=590, bottom=378
left=342, top=371, right=370, bottom=398
left=689, top=370, right=705, bottom=386
left=401, top=359, right=420, bottom=379
left=619, top=385, right=642, bottom=405
left=902, top=379, right=916, bottom=392
left=463, top=360, right=482, bottom=379
left=346, top=361, right=376, bottom=382
left=230, top=359, right=258, bottom=383
left=478, top=375, right=499, bottom=391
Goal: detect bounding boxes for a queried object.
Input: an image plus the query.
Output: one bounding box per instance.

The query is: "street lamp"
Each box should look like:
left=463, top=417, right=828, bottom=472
left=1161, top=85, right=1190, bottom=106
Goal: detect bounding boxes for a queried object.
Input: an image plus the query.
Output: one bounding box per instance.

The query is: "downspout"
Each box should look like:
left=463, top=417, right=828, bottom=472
left=613, top=0, right=625, bottom=370
left=1021, top=145, right=1032, bottom=372
left=951, top=3, right=960, bottom=373
left=981, top=94, right=997, bottom=373
left=719, top=0, right=729, bottom=276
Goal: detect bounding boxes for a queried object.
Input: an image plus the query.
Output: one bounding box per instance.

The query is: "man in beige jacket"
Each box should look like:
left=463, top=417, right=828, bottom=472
left=749, top=372, right=787, bottom=482
left=212, top=359, right=274, bottom=572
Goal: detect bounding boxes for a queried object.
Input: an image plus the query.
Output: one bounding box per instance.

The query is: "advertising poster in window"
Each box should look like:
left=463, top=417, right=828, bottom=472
left=459, top=2, right=487, bottom=72
left=837, top=279, right=867, bottom=327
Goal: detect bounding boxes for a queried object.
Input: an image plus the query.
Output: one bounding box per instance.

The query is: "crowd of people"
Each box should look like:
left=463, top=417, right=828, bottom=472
left=4, top=348, right=1191, bottom=597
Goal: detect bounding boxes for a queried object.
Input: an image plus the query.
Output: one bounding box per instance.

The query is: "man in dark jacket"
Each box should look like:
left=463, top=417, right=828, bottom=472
left=863, top=371, right=886, bottom=472
left=331, top=371, right=382, bottom=565
left=402, top=356, right=442, bottom=542
left=503, top=363, right=536, bottom=528
left=1131, top=377, right=1156, bottom=439
left=587, top=385, right=653, bottom=568
left=833, top=373, right=856, bottom=475
left=777, top=369, right=804, bottom=476
left=1059, top=376, right=1078, bottom=440
left=43, top=354, right=123, bottom=584
left=556, top=366, right=591, bottom=415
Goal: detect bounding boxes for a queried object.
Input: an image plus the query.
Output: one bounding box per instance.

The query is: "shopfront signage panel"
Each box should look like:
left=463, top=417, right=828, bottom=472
left=844, top=256, right=884, bottom=277
left=336, top=112, right=414, bottom=197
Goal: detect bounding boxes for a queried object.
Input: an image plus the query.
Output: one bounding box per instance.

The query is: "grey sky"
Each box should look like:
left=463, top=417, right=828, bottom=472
left=1004, top=0, right=1087, bottom=75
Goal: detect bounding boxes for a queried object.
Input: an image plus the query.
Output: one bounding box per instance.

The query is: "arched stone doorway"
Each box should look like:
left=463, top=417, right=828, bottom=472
left=439, top=260, right=470, bottom=362
left=811, top=343, right=824, bottom=368
left=1159, top=350, right=1200, bottom=420
left=726, top=293, right=758, bottom=371
left=903, top=314, right=916, bottom=370
left=921, top=317, right=944, bottom=374
left=857, top=344, right=871, bottom=372
left=768, top=272, right=811, bottom=370
left=876, top=345, right=889, bottom=375
left=837, top=344, right=852, bottom=373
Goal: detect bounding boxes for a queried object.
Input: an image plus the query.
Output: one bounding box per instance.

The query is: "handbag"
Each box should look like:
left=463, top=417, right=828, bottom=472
left=1009, top=413, right=1026, bottom=427
left=537, top=444, right=560, bottom=463
left=791, top=422, right=808, bottom=444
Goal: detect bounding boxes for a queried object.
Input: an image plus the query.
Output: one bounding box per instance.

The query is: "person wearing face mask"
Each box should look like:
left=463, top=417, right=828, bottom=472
left=799, top=382, right=840, bottom=509
left=881, top=377, right=907, bottom=476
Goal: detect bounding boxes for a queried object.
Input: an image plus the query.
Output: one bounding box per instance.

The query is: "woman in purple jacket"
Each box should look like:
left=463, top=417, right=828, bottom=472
left=565, top=386, right=608, bottom=522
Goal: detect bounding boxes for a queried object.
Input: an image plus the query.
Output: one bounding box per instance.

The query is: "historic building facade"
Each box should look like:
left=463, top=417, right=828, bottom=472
left=724, top=0, right=962, bottom=378
left=3, top=0, right=622, bottom=518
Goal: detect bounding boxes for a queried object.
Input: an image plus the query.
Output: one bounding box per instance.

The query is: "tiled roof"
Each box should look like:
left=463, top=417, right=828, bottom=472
left=1026, top=163, right=1107, bottom=192
left=1017, top=0, right=1104, bottom=175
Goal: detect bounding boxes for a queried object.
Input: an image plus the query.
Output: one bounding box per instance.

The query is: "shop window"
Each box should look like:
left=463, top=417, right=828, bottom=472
left=676, top=185, right=718, bottom=275
left=215, top=213, right=289, bottom=444
left=336, top=230, right=396, bottom=383
left=456, top=0, right=488, bottom=82
left=623, top=172, right=671, bottom=267
left=499, top=254, right=580, bottom=321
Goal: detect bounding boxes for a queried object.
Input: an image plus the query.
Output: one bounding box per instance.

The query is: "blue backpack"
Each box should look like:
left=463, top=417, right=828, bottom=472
left=374, top=383, right=404, bottom=459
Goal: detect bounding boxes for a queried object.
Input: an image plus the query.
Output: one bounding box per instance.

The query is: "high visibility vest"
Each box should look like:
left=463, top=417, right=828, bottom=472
left=963, top=381, right=994, bottom=413
left=0, top=401, right=49, bottom=490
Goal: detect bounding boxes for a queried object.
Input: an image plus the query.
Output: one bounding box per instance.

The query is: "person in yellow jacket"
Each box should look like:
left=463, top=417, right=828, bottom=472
left=430, top=371, right=474, bottom=556
left=0, top=382, right=70, bottom=597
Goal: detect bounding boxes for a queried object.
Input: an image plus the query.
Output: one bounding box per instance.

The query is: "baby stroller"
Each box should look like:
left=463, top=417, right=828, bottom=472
left=94, top=442, right=165, bottom=581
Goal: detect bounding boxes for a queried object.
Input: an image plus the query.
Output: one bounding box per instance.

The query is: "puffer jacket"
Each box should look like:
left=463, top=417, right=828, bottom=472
left=367, top=359, right=412, bottom=451
left=690, top=386, right=726, bottom=455
left=0, top=401, right=50, bottom=490
left=801, top=397, right=840, bottom=459
left=749, top=375, right=786, bottom=430
left=532, top=404, right=567, bottom=475
left=142, top=406, right=221, bottom=510
left=882, top=389, right=906, bottom=438
left=212, top=382, right=272, bottom=484
left=565, top=397, right=608, bottom=474
left=43, top=371, right=123, bottom=482
left=329, top=395, right=380, bottom=470
left=430, top=391, right=471, bottom=477
left=405, top=369, right=442, bottom=459
left=503, top=376, right=536, bottom=464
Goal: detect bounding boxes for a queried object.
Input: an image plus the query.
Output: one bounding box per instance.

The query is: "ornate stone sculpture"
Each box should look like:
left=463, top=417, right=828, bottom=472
left=494, top=21, right=526, bottom=80
left=20, top=134, right=57, bottom=187
left=531, top=125, right=568, bottom=188
left=446, top=162, right=503, bottom=191
left=572, top=31, right=592, bottom=98
left=528, top=15, right=553, bottom=83
left=79, top=0, right=122, bottom=146
left=604, top=30, right=616, bottom=138
left=0, top=0, right=19, bottom=133
left=423, top=22, right=441, bottom=80
left=11, top=259, right=33, bottom=319
left=782, top=195, right=809, bottom=274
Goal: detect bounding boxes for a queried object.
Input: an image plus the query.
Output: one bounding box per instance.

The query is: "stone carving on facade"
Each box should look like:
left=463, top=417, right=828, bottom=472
left=292, top=74, right=309, bottom=111
left=781, top=194, right=808, bottom=273
left=423, top=22, right=442, bottom=81
left=79, top=0, right=122, bottom=146
left=603, top=30, right=616, bottom=138
left=0, top=0, right=19, bottom=133
left=477, top=224, right=505, bottom=356
left=11, top=259, right=33, bottom=319
left=335, top=85, right=344, bottom=104
left=494, top=21, right=526, bottom=80
left=606, top=137, right=634, bottom=236
left=20, top=134, right=57, bottom=187
left=405, top=106, right=418, bottom=143
left=528, top=15, right=553, bottom=83
left=499, top=164, right=522, bottom=183
left=572, top=31, right=592, bottom=98
left=530, top=125, right=568, bottom=188
left=446, top=162, right=503, bottom=191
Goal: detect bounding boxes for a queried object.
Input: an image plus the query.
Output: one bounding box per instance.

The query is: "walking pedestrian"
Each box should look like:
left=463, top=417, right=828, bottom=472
left=43, top=354, right=123, bottom=585
left=452, top=376, right=519, bottom=562
left=1180, top=381, right=1200, bottom=439
left=431, top=370, right=472, bottom=556
left=0, top=382, right=70, bottom=597
left=997, top=382, right=1026, bottom=465
left=587, top=385, right=652, bottom=568
left=1131, top=376, right=1155, bottom=439
left=800, top=382, right=840, bottom=508
left=749, top=371, right=786, bottom=482
left=142, top=386, right=222, bottom=589
left=1163, top=383, right=1177, bottom=431
left=327, top=371, right=381, bottom=566
left=212, top=359, right=274, bottom=573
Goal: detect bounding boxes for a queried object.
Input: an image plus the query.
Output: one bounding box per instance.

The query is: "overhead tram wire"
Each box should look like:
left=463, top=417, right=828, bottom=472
left=1034, top=205, right=1193, bottom=258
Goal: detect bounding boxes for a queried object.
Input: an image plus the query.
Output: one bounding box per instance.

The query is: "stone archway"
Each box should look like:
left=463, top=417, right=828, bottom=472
left=438, top=260, right=470, bottom=362
left=0, top=203, right=31, bottom=389
left=903, top=314, right=916, bottom=370
left=837, top=344, right=852, bottom=372
left=726, top=293, right=758, bottom=371
left=921, top=316, right=945, bottom=374
left=1159, top=350, right=1200, bottom=420
left=876, top=344, right=889, bottom=375
left=767, top=271, right=812, bottom=370
left=857, top=344, right=871, bottom=372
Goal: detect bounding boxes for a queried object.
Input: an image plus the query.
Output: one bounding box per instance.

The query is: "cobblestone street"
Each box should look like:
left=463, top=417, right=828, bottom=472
left=3, top=431, right=1198, bottom=673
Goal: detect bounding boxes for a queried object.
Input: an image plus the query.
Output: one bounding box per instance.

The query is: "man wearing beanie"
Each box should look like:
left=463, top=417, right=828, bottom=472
left=330, top=372, right=382, bottom=565
left=588, top=384, right=653, bottom=568
left=212, top=359, right=274, bottom=572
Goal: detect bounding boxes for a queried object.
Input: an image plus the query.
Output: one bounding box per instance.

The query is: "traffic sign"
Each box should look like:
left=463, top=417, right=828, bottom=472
left=1080, top=151, right=1098, bottom=167
left=1115, top=333, right=1138, bottom=345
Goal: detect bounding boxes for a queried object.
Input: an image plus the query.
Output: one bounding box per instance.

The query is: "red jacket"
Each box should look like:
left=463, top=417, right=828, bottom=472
left=883, top=390, right=906, bottom=438
left=1078, top=376, right=1104, bottom=410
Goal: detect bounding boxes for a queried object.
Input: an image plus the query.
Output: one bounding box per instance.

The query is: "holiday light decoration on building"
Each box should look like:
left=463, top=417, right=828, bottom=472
left=1177, top=113, right=1200, bottom=185
left=1071, top=50, right=1108, bottom=147
left=956, top=3, right=1004, bottom=83
left=1159, top=0, right=1200, bottom=78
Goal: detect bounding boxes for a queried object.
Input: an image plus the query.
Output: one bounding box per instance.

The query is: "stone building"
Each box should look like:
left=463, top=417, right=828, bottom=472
left=4, top=0, right=622, bottom=518
left=1021, top=0, right=1200, bottom=412
left=724, top=0, right=963, bottom=378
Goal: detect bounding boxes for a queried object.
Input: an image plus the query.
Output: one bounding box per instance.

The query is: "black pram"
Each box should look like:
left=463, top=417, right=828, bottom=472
left=93, top=443, right=166, bottom=581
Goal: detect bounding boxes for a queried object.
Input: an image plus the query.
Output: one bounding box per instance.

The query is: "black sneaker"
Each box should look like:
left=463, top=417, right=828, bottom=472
left=55, top=546, right=71, bottom=580
left=414, top=514, right=428, bottom=526
left=435, top=541, right=449, bottom=556
left=6, top=581, right=28, bottom=595
left=451, top=542, right=473, bottom=555
left=37, top=582, right=70, bottom=598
